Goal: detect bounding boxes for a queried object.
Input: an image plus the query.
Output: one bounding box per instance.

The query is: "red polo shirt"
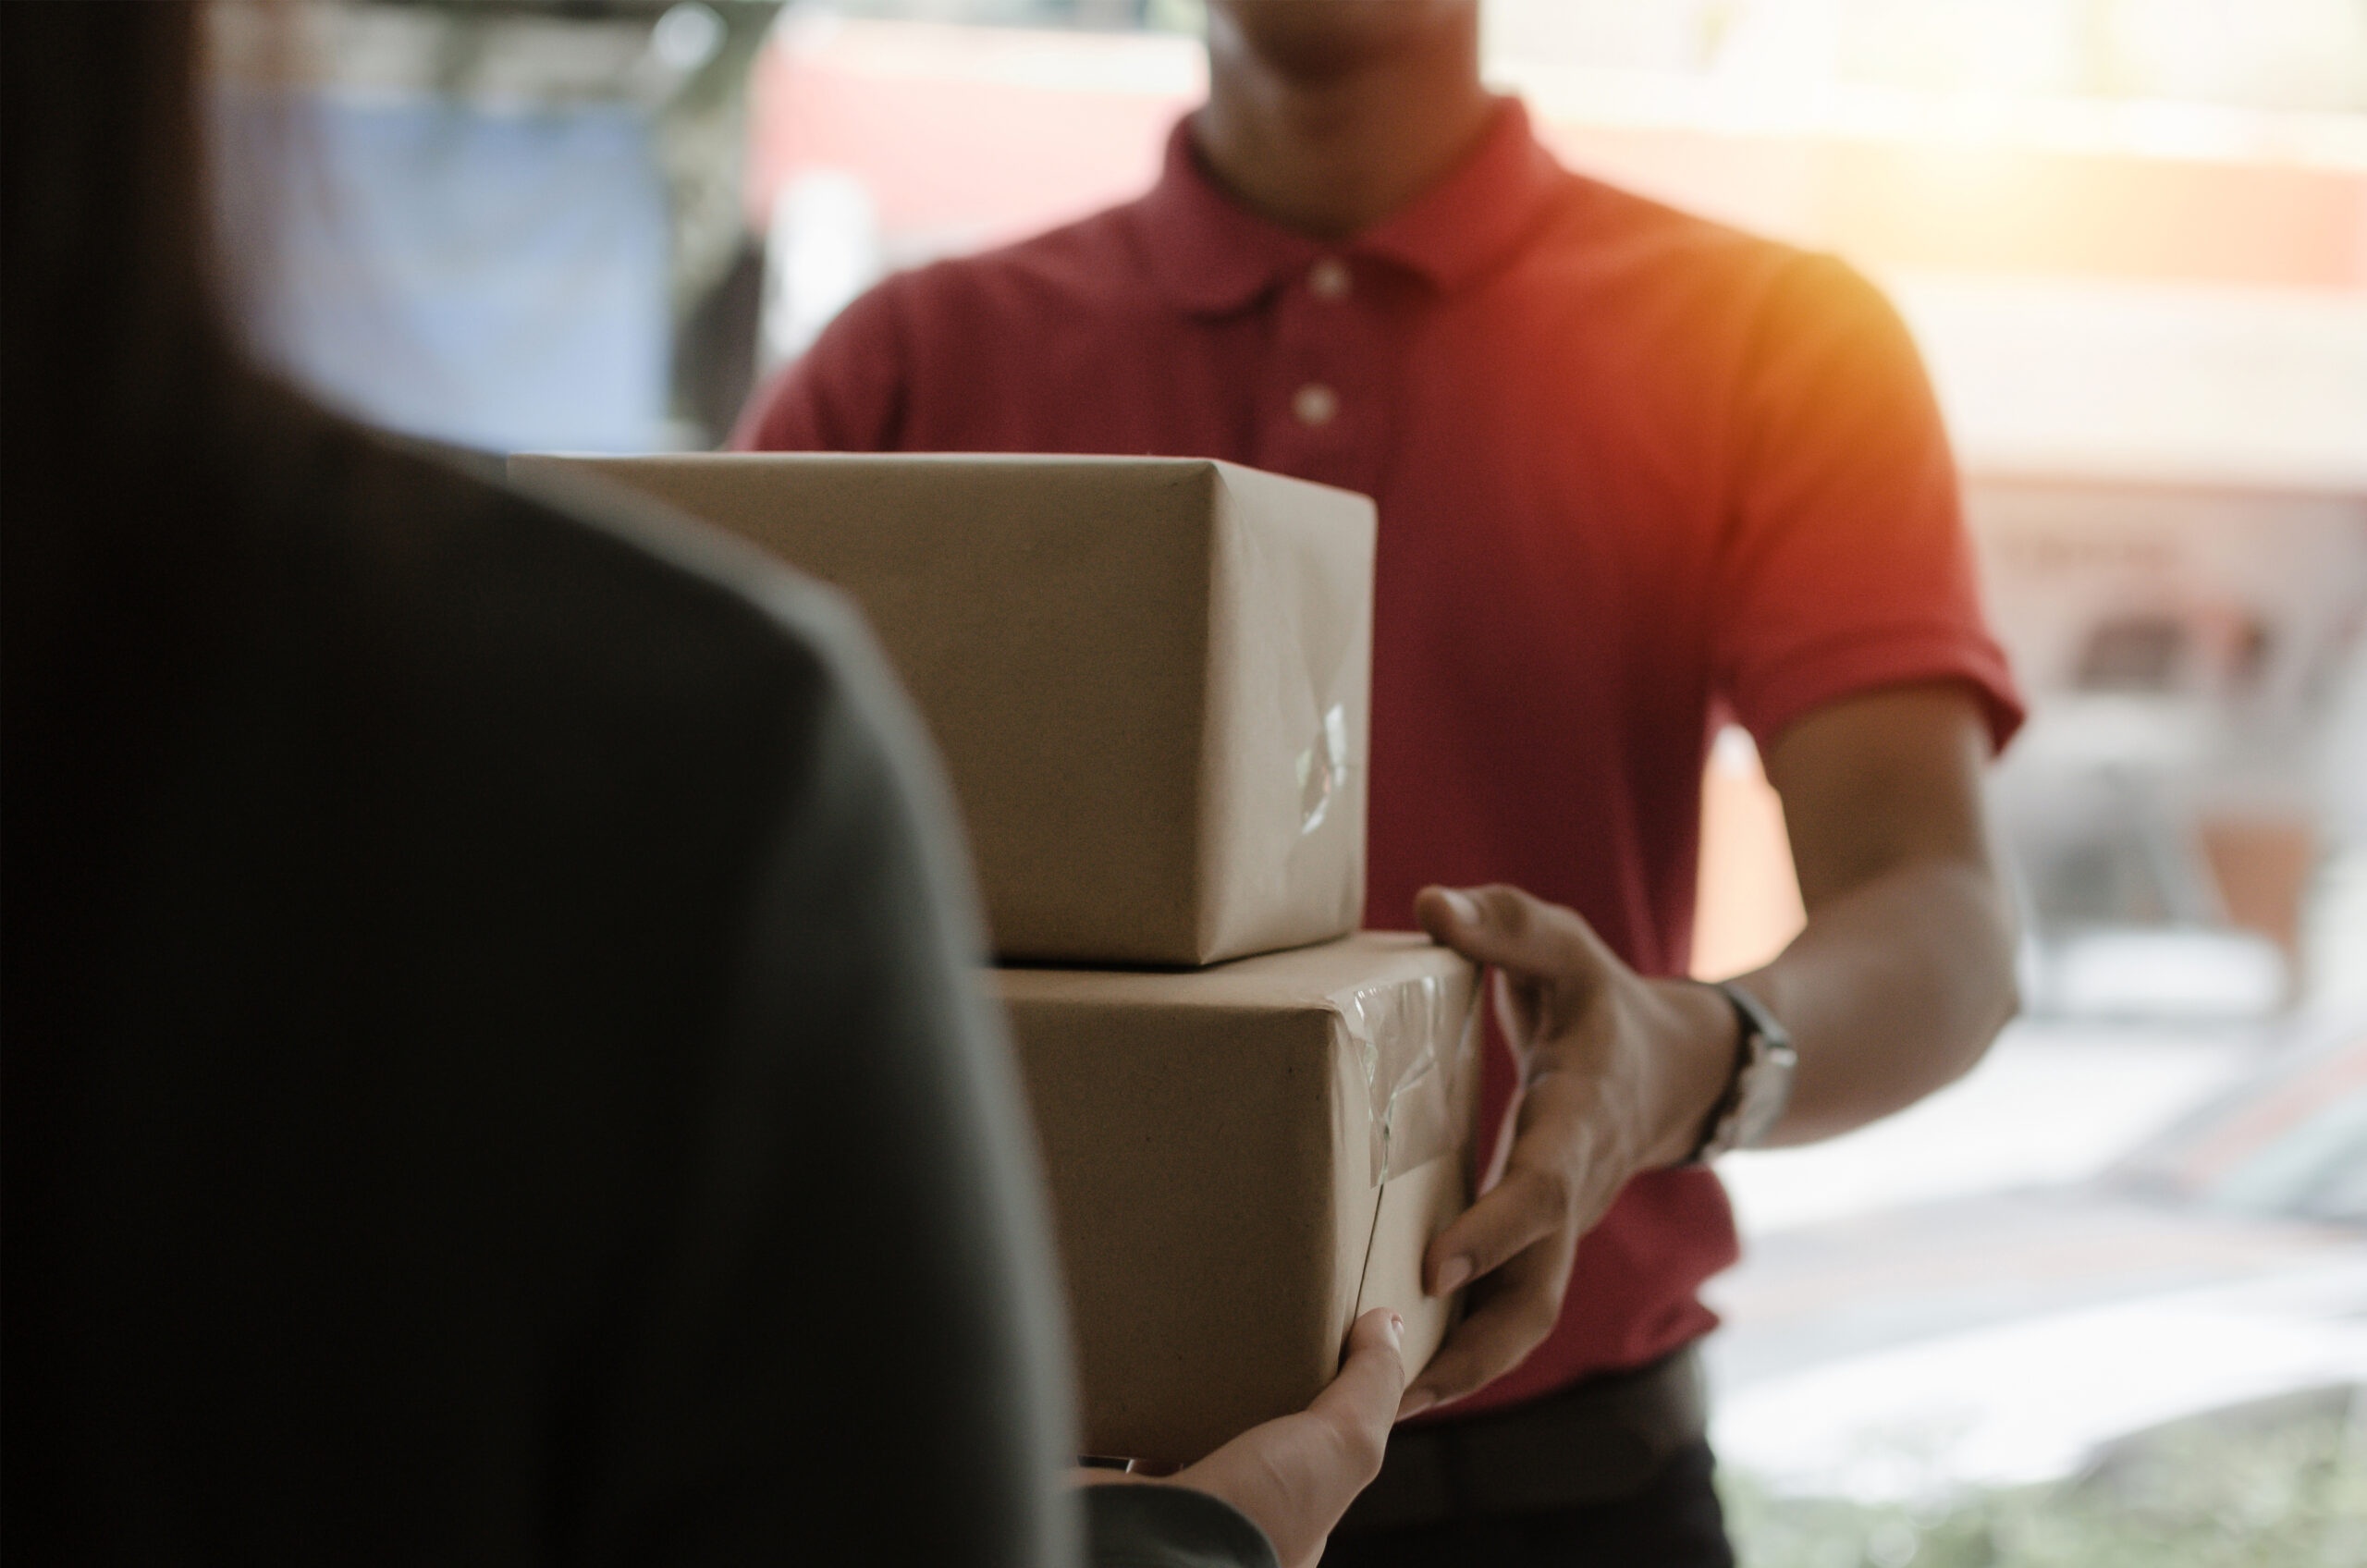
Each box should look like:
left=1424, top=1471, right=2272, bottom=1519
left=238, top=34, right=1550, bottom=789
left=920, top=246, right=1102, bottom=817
left=736, top=101, right=2021, bottom=1416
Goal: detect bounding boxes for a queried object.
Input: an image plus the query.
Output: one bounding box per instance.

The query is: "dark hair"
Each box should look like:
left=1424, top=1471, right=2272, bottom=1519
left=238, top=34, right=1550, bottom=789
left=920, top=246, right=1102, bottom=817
left=4, top=15, right=474, bottom=1539
left=0, top=0, right=362, bottom=737
left=2, top=2, right=229, bottom=453
left=4, top=0, right=251, bottom=683
left=2, top=4, right=308, bottom=1363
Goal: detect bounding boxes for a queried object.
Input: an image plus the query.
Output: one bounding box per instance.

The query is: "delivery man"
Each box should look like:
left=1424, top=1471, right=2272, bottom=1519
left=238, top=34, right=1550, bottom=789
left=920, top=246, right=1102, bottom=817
left=736, top=3, right=2023, bottom=1562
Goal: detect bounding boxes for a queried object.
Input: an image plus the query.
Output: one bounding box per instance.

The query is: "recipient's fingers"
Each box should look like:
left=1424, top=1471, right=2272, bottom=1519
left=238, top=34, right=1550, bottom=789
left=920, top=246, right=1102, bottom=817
left=1312, top=1306, right=1408, bottom=1455
left=1172, top=1310, right=1405, bottom=1568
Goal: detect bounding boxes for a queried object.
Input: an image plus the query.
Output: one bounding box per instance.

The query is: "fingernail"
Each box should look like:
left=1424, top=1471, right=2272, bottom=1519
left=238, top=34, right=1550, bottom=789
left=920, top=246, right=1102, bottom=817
left=1434, top=1256, right=1473, bottom=1294
left=1384, top=1311, right=1404, bottom=1347
left=1398, top=1388, right=1438, bottom=1421
left=1441, top=889, right=1479, bottom=925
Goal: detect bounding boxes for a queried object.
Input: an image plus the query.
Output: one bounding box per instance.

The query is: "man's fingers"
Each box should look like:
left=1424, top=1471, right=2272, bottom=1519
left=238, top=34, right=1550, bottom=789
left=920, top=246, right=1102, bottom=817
left=1399, top=881, right=1644, bottom=1417
left=1399, top=1243, right=1571, bottom=1415
left=1422, top=1066, right=1605, bottom=1293
left=1420, top=1162, right=1568, bottom=1296
left=1414, top=883, right=1590, bottom=979
left=1400, top=1292, right=1551, bottom=1414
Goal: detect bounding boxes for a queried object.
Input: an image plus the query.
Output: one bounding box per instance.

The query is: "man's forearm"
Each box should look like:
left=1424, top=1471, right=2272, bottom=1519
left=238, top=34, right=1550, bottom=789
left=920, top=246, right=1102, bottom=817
left=1397, top=830, right=2017, bottom=1407
left=1735, top=851, right=2017, bottom=1147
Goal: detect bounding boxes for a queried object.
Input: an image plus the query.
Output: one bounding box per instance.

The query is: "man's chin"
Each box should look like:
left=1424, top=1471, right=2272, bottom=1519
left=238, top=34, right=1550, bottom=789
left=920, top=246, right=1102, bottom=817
left=1208, top=0, right=1474, bottom=81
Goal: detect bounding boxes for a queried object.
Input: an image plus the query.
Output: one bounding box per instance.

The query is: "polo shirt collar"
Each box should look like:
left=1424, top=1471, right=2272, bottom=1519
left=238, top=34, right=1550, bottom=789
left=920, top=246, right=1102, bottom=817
left=1359, top=99, right=1563, bottom=291
left=1134, top=96, right=1561, bottom=316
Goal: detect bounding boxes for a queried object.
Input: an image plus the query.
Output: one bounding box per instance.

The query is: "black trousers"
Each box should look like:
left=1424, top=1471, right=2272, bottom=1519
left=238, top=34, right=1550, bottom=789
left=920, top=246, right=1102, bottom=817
left=1321, top=1441, right=1735, bottom=1568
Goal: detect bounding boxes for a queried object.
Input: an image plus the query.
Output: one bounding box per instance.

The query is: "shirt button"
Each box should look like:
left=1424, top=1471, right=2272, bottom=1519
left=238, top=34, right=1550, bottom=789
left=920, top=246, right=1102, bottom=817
left=1308, top=256, right=1352, bottom=300
left=1292, top=383, right=1339, bottom=427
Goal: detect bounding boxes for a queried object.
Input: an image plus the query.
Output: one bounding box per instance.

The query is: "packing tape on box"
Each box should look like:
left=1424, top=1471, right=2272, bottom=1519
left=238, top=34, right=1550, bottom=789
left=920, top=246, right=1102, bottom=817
left=1255, top=499, right=1362, bottom=845
left=1342, top=972, right=1482, bottom=1185
left=1295, top=703, right=1352, bottom=836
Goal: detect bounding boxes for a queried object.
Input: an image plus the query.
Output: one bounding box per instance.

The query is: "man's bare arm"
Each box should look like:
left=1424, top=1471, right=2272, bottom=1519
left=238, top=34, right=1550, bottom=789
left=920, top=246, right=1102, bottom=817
left=1397, top=681, right=2017, bottom=1415
left=1744, top=681, right=2018, bottom=1144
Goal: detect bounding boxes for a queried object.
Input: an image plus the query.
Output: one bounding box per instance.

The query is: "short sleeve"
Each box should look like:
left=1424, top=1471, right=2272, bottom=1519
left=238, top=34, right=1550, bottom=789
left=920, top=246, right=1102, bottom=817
left=729, top=278, right=911, bottom=453
left=1713, top=254, right=2022, bottom=753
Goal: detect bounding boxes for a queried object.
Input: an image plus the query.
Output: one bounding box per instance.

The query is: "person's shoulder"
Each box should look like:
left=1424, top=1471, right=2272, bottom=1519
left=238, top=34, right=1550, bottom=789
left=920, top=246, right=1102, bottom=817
left=776, top=198, right=1153, bottom=402
left=1529, top=168, right=1905, bottom=351
left=328, top=424, right=877, bottom=741
left=876, top=199, right=1156, bottom=325
left=1537, top=167, right=1812, bottom=293
left=744, top=193, right=1163, bottom=450
left=508, top=452, right=861, bottom=637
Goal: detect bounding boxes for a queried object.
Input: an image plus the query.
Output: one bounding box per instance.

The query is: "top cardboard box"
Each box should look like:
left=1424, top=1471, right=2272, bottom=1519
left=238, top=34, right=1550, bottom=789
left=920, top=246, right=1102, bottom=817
left=512, top=453, right=1376, bottom=966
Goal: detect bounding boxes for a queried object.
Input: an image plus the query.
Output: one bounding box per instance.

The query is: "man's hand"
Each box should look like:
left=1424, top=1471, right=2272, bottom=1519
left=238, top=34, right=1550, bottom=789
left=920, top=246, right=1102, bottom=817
left=1078, top=1307, right=1406, bottom=1568
left=1396, top=885, right=1735, bottom=1418
left=1397, top=684, right=2017, bottom=1417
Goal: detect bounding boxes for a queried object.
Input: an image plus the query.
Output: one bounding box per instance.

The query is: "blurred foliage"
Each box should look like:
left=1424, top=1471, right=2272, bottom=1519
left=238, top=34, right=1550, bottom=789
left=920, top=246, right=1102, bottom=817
left=1720, top=1394, right=2367, bottom=1568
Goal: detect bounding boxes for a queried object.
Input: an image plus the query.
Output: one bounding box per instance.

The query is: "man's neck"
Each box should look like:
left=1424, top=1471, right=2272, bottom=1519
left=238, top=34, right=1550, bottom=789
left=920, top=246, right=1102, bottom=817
left=1191, top=12, right=1496, bottom=242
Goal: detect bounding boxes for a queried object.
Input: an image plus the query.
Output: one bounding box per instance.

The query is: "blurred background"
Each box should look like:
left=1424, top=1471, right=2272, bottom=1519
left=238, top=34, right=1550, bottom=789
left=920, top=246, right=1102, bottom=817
left=211, top=1, right=2367, bottom=1561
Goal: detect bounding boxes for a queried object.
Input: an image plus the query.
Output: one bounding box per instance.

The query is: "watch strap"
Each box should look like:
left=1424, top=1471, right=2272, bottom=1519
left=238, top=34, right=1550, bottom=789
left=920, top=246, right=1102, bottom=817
left=1685, top=979, right=1797, bottom=1165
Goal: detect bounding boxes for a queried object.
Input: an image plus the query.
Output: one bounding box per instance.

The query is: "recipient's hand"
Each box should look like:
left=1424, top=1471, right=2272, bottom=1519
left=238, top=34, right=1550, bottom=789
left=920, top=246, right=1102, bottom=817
left=1397, top=885, right=1733, bottom=1418
left=1088, top=1307, right=1405, bottom=1568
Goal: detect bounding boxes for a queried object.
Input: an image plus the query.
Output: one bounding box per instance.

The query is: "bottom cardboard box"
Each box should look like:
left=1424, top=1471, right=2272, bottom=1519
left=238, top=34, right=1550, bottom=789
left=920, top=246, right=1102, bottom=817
left=993, top=933, right=1481, bottom=1466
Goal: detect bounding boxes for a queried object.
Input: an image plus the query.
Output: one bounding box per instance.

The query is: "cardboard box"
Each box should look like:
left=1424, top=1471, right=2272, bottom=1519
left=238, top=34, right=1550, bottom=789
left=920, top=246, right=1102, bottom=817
left=992, top=933, right=1481, bottom=1465
left=509, top=452, right=1375, bottom=967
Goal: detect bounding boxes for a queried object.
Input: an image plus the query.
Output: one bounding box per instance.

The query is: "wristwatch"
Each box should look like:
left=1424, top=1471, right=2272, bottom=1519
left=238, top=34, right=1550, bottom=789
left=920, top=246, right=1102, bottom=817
left=1686, top=980, right=1797, bottom=1164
